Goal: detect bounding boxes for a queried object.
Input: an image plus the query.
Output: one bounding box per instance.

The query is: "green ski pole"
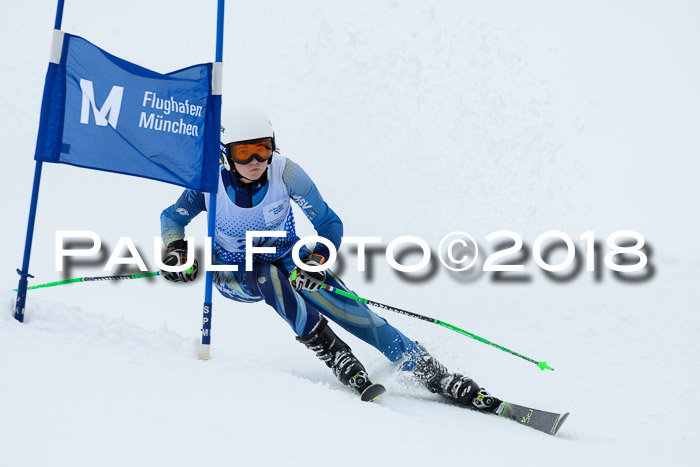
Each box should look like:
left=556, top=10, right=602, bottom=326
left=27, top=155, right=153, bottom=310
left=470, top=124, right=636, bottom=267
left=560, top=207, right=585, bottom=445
left=12, top=271, right=160, bottom=291
left=318, top=282, right=554, bottom=371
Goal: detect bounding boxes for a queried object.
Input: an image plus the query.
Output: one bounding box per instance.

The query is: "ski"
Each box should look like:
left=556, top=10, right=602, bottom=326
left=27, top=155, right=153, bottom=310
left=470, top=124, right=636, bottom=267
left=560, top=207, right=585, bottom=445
left=493, top=401, right=570, bottom=436
left=359, top=383, right=386, bottom=402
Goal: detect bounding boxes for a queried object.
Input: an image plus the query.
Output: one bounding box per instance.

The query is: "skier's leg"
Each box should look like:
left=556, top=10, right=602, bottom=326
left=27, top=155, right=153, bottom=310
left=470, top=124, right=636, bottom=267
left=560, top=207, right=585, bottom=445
left=297, top=268, right=422, bottom=369
left=289, top=265, right=500, bottom=411
left=213, top=270, right=264, bottom=303
left=412, top=343, right=501, bottom=412
left=295, top=315, right=381, bottom=395
left=251, top=262, right=379, bottom=394
left=216, top=265, right=497, bottom=409
left=214, top=267, right=321, bottom=336
left=252, top=262, right=321, bottom=336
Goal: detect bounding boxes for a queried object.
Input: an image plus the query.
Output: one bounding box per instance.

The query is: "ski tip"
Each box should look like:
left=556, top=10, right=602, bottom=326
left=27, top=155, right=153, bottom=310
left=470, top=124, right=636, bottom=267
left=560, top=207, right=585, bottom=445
left=538, top=361, right=554, bottom=371
left=360, top=383, right=386, bottom=402
left=550, top=412, right=570, bottom=436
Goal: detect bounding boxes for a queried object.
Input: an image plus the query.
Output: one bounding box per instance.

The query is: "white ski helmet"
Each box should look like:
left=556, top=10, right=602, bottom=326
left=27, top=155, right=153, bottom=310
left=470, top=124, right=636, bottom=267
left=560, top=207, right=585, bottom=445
left=221, top=105, right=275, bottom=148
left=220, top=105, right=276, bottom=171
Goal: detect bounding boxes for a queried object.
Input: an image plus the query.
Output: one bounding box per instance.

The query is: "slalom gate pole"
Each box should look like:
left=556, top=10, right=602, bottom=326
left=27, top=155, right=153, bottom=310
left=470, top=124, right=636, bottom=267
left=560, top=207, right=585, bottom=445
left=12, top=272, right=160, bottom=292
left=319, top=283, right=554, bottom=371
left=199, top=0, right=225, bottom=361
left=13, top=0, right=66, bottom=322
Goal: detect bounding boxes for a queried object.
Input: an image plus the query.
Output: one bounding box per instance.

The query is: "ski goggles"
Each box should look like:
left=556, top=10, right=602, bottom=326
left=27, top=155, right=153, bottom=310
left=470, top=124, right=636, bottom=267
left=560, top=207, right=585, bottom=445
left=224, top=137, right=274, bottom=165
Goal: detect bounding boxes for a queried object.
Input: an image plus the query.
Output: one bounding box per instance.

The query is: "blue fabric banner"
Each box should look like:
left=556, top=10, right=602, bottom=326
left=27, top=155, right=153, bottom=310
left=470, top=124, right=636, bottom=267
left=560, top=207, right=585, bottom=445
left=35, top=33, right=221, bottom=192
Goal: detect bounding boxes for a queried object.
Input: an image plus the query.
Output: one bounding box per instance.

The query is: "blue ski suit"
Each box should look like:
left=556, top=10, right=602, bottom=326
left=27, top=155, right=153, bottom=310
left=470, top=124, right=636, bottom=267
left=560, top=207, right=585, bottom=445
left=161, top=154, right=421, bottom=369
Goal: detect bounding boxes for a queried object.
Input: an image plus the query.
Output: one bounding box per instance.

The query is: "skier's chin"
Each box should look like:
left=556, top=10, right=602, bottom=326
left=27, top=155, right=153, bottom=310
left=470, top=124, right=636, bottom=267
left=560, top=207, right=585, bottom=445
left=242, top=169, right=262, bottom=181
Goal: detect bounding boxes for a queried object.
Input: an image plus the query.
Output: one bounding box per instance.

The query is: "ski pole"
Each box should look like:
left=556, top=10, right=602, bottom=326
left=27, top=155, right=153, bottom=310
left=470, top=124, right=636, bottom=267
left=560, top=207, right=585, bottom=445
left=319, top=283, right=554, bottom=371
left=11, top=271, right=160, bottom=291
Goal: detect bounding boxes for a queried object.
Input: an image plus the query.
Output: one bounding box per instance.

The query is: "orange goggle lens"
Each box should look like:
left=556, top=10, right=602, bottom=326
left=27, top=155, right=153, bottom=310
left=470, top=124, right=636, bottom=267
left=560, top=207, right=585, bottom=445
left=225, top=138, right=273, bottom=164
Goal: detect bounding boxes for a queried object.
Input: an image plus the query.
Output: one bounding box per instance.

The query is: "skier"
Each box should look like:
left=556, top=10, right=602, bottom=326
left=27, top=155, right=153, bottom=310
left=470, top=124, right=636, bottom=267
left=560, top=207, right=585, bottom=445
left=160, top=105, right=500, bottom=408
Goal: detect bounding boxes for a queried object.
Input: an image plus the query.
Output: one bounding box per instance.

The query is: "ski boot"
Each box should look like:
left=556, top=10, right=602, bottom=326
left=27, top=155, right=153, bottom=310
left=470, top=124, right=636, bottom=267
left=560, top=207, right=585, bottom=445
left=412, top=343, right=501, bottom=412
left=297, top=316, right=386, bottom=402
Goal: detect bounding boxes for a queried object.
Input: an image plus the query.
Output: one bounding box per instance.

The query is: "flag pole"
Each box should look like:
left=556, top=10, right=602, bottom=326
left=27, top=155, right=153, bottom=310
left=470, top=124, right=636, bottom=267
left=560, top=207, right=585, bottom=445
left=200, top=0, right=225, bottom=360
left=14, top=0, right=66, bottom=323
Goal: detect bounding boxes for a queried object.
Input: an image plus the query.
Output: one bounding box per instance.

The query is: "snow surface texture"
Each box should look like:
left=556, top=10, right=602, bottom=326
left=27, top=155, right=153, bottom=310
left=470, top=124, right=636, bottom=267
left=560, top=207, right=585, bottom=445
left=1, top=1, right=699, bottom=466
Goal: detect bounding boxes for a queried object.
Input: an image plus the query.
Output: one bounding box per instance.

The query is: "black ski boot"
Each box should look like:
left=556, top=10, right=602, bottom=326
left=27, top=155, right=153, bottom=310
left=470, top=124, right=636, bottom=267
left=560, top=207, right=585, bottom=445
left=297, top=316, right=386, bottom=402
left=412, top=343, right=501, bottom=412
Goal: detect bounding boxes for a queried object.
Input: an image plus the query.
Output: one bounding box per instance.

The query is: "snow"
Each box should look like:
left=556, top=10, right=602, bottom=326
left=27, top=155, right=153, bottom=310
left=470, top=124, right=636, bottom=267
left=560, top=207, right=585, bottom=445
left=1, top=1, right=699, bottom=466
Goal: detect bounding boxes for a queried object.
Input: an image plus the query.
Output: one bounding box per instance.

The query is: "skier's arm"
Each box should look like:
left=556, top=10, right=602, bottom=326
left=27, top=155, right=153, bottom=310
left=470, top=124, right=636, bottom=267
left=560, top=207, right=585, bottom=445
left=160, top=189, right=207, bottom=246
left=283, top=158, right=343, bottom=262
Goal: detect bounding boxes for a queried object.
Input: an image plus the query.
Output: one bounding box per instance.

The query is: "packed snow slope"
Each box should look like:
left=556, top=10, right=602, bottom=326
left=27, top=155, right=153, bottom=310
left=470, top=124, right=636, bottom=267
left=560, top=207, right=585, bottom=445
left=1, top=1, right=699, bottom=466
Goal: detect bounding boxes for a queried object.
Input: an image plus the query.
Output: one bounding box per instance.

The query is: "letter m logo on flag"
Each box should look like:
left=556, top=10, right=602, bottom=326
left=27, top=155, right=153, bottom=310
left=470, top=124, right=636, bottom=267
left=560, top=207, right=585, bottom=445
left=79, top=79, right=124, bottom=127
left=34, top=32, right=221, bottom=192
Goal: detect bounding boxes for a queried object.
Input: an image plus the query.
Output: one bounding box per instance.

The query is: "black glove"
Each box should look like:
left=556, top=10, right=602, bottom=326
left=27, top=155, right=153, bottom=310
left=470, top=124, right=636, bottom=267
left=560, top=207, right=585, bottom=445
left=289, top=254, right=327, bottom=292
left=161, top=239, right=199, bottom=282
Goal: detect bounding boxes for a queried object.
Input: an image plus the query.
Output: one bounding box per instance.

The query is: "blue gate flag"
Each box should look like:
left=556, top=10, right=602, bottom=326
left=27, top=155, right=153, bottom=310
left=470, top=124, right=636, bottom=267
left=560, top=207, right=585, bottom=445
left=35, top=33, right=221, bottom=192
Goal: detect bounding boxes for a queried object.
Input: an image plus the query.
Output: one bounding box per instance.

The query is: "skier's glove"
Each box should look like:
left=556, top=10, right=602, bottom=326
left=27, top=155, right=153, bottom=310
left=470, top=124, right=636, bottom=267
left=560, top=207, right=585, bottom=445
left=161, top=239, right=199, bottom=282
left=289, top=254, right=326, bottom=292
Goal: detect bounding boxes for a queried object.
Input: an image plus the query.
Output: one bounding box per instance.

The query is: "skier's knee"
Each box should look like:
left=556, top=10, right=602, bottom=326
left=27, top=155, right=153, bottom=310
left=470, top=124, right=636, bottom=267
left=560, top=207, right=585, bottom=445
left=213, top=271, right=263, bottom=303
